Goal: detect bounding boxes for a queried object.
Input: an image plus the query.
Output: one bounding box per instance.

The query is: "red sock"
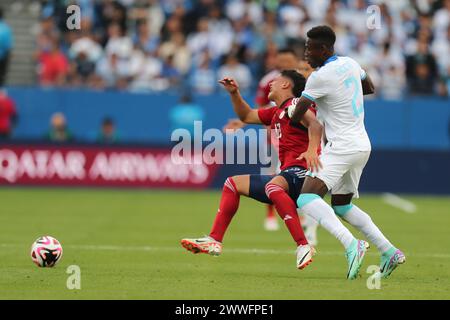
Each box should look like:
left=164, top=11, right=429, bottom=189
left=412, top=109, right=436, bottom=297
left=266, top=204, right=275, bottom=218
left=265, top=183, right=308, bottom=246
left=209, top=177, right=240, bottom=242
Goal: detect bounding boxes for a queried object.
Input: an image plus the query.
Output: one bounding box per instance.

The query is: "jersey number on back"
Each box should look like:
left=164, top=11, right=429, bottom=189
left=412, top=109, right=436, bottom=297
left=344, top=76, right=364, bottom=117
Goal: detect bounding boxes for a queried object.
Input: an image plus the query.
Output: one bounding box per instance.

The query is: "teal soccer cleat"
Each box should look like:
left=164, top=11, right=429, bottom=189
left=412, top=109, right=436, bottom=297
left=345, top=239, right=370, bottom=280
left=379, top=247, right=406, bottom=278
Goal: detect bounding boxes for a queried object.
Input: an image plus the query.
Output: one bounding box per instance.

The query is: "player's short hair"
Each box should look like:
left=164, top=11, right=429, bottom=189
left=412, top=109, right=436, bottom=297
left=307, top=25, right=336, bottom=49
left=280, top=70, right=306, bottom=96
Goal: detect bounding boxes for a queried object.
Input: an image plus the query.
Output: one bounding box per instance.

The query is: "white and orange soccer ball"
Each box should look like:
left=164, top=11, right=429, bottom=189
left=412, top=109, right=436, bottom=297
left=30, top=236, right=63, bottom=267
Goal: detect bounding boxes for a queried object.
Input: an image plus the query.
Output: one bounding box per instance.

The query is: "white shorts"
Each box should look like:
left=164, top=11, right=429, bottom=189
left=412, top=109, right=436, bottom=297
left=307, top=147, right=370, bottom=198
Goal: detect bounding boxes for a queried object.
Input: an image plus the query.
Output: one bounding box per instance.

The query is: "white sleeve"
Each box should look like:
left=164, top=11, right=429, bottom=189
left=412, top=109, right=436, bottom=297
left=301, top=71, right=329, bottom=101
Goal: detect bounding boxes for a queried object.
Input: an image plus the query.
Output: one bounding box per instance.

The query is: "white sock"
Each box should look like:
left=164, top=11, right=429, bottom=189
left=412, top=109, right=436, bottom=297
left=334, top=204, right=393, bottom=253
left=301, top=211, right=319, bottom=230
left=298, top=195, right=355, bottom=250
left=299, top=209, right=319, bottom=245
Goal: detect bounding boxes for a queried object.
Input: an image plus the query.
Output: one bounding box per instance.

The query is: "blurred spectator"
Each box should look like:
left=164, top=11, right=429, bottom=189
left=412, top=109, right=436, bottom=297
left=169, top=94, right=204, bottom=136
left=96, top=52, right=130, bottom=90
left=159, top=32, right=191, bottom=75
left=217, top=54, right=252, bottom=93
left=68, top=51, right=97, bottom=86
left=226, top=0, right=263, bottom=25
left=105, top=23, right=133, bottom=58
left=35, top=36, right=69, bottom=87
left=23, top=0, right=450, bottom=97
left=98, top=117, right=118, bottom=144
left=128, top=47, right=163, bottom=92
left=46, top=113, right=73, bottom=143
left=376, top=42, right=406, bottom=100
left=379, top=65, right=406, bottom=101
left=0, top=7, right=13, bottom=87
left=69, top=32, right=103, bottom=63
left=190, top=51, right=216, bottom=95
left=406, top=40, right=439, bottom=95
left=255, top=48, right=299, bottom=108
left=433, top=0, right=450, bottom=39
left=432, top=25, right=450, bottom=93
left=187, top=17, right=232, bottom=65
left=0, top=89, right=17, bottom=139
left=129, top=0, right=164, bottom=38
left=251, top=11, right=287, bottom=57
left=161, top=55, right=181, bottom=88
left=298, top=59, right=314, bottom=79
left=134, top=19, right=159, bottom=55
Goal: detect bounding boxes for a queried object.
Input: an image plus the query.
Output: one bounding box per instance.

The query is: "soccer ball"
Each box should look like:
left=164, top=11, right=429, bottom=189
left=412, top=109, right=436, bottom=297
left=30, top=236, right=63, bottom=267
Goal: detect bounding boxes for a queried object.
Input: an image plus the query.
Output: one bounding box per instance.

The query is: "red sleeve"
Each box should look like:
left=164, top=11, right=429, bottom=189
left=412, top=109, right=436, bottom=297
left=257, top=106, right=277, bottom=125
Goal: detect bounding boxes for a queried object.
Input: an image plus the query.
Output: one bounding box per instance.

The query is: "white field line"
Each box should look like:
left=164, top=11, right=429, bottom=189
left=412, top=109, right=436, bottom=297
left=2, top=243, right=450, bottom=259
left=381, top=193, right=417, bottom=213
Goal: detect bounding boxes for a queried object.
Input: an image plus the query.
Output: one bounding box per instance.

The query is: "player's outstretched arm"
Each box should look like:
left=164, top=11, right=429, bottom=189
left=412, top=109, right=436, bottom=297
left=218, top=78, right=262, bottom=124
left=361, top=73, right=375, bottom=95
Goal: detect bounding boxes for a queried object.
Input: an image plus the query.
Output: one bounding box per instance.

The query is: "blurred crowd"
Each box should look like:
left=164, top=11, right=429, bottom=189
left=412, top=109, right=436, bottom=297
left=15, top=0, right=450, bottom=98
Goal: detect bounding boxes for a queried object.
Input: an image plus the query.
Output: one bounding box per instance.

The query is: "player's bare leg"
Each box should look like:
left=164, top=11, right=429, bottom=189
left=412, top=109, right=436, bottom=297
left=181, top=173, right=314, bottom=269
left=297, top=177, right=369, bottom=279
left=331, top=194, right=405, bottom=278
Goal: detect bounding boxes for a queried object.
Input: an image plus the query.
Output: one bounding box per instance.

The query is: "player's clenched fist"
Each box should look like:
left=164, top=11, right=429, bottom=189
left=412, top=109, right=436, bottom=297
left=218, top=77, right=239, bottom=94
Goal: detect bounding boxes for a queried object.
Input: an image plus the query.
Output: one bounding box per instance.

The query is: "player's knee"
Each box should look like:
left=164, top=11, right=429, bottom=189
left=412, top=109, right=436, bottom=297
left=223, top=177, right=238, bottom=194
left=224, top=176, right=245, bottom=195
left=264, top=182, right=284, bottom=198
left=331, top=194, right=353, bottom=206
left=301, top=177, right=328, bottom=197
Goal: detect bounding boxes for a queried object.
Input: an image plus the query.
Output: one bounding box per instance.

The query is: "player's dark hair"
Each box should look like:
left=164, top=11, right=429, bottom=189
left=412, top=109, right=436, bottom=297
left=280, top=70, right=306, bottom=96
left=307, top=25, right=336, bottom=49
left=0, top=8, right=3, bottom=19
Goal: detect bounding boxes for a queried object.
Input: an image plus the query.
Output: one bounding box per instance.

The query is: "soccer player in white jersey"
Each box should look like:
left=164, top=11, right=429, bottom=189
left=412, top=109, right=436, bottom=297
left=290, top=26, right=406, bottom=279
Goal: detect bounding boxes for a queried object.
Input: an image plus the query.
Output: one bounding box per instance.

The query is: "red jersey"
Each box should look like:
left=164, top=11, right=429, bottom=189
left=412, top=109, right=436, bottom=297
left=0, top=94, right=16, bottom=134
left=258, top=97, right=317, bottom=170
left=255, top=70, right=279, bottom=107
left=38, top=52, right=69, bottom=85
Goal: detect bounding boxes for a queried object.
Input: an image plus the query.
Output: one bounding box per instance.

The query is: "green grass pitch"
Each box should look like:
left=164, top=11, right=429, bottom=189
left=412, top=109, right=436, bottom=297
left=0, top=188, right=449, bottom=299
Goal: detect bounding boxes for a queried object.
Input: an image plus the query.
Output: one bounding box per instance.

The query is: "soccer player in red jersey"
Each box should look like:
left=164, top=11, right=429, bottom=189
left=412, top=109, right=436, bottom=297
left=181, top=70, right=323, bottom=269
left=225, top=48, right=300, bottom=232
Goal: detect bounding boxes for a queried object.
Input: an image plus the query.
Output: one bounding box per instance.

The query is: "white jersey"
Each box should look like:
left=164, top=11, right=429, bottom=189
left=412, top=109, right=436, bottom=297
left=302, top=56, right=371, bottom=154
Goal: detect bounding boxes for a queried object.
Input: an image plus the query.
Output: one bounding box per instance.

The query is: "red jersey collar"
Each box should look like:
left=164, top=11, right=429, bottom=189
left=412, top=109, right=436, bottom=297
left=279, top=96, right=295, bottom=109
